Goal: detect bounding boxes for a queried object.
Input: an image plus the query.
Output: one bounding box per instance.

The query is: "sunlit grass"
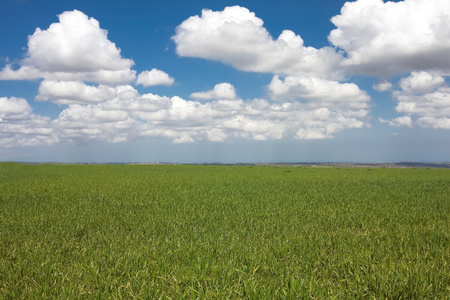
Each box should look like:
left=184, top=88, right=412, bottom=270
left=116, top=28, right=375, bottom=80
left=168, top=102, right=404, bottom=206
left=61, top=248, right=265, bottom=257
left=1, top=163, right=449, bottom=298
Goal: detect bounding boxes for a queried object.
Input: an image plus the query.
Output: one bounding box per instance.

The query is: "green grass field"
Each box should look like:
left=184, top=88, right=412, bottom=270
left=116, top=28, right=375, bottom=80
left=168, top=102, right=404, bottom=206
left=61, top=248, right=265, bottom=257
left=0, top=163, right=449, bottom=299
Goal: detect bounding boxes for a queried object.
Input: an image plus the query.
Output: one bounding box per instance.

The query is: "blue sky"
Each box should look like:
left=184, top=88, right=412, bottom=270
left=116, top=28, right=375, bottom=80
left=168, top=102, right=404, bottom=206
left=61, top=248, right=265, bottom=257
left=1, top=0, right=449, bottom=163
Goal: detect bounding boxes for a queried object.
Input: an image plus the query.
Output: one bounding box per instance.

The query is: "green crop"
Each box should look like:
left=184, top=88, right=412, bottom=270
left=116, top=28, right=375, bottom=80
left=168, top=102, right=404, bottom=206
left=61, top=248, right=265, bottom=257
left=0, top=163, right=449, bottom=299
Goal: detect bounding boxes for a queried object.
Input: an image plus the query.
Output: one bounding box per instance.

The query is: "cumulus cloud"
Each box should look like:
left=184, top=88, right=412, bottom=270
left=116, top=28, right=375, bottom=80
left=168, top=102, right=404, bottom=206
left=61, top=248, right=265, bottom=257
left=268, top=75, right=370, bottom=106
left=0, top=10, right=136, bottom=85
left=394, top=87, right=450, bottom=126
left=398, top=71, right=445, bottom=94
left=416, top=117, right=450, bottom=129
left=25, top=10, right=133, bottom=73
left=380, top=72, right=450, bottom=129
left=0, top=97, right=57, bottom=147
left=136, top=69, right=175, bottom=87
left=172, top=6, right=343, bottom=79
left=329, top=0, right=450, bottom=131
left=0, top=97, right=33, bottom=121
left=55, top=104, right=137, bottom=143
left=190, top=83, right=237, bottom=100
left=36, top=80, right=118, bottom=105
left=329, top=0, right=450, bottom=76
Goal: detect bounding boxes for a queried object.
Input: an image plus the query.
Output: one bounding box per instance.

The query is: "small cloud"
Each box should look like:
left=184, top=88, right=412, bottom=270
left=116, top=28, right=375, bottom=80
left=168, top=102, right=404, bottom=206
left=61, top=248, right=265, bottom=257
left=0, top=97, right=32, bottom=120
left=373, top=81, right=393, bottom=92
left=391, top=72, right=450, bottom=130
left=0, top=97, right=56, bottom=147
left=36, top=80, right=117, bottom=105
left=398, top=71, right=445, bottom=94
left=268, top=75, right=370, bottom=105
left=190, top=82, right=237, bottom=100
left=417, top=117, right=450, bottom=129
left=379, top=116, right=413, bottom=128
left=136, top=68, right=175, bottom=87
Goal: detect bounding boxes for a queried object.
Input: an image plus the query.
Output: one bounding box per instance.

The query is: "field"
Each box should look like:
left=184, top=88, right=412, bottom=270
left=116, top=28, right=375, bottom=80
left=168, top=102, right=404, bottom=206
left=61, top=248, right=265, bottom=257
left=0, top=163, right=449, bottom=299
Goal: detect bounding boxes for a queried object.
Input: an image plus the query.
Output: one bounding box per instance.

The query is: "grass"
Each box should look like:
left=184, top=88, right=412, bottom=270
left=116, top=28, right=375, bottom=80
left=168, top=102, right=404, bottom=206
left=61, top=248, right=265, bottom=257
left=0, top=163, right=449, bottom=299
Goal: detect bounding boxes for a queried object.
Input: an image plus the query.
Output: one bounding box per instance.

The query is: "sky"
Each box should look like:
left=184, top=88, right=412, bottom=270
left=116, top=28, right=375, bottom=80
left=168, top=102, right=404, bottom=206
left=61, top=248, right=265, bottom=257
left=1, top=0, right=450, bottom=163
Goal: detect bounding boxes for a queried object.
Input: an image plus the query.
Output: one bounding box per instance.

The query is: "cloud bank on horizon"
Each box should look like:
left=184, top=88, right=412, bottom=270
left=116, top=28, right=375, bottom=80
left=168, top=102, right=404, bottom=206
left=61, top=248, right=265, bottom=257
left=1, top=0, right=450, bottom=148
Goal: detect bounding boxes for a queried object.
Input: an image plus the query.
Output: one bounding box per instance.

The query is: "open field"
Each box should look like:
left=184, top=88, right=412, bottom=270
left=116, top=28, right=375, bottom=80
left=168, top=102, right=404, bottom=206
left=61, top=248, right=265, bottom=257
left=1, top=163, right=449, bottom=299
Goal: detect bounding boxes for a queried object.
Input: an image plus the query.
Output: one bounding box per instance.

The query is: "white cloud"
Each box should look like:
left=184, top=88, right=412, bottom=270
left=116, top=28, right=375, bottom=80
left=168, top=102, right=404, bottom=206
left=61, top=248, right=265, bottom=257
left=0, top=97, right=32, bottom=120
left=221, top=114, right=285, bottom=140
left=329, top=0, right=450, bottom=76
left=416, top=117, right=450, bottom=129
left=381, top=72, right=450, bottom=129
left=36, top=80, right=118, bottom=105
left=103, top=91, right=171, bottom=112
left=395, top=87, right=450, bottom=119
left=268, top=75, right=370, bottom=106
left=0, top=66, right=137, bottom=86
left=136, top=69, right=175, bottom=87
left=190, top=83, right=237, bottom=100
left=0, top=65, right=43, bottom=81
left=173, top=6, right=343, bottom=79
left=130, top=96, right=368, bottom=142
left=115, top=85, right=140, bottom=100
left=327, top=0, right=450, bottom=133
left=25, top=10, right=133, bottom=73
left=379, top=116, right=413, bottom=128
left=0, top=10, right=136, bottom=86
left=398, top=71, right=445, bottom=94
left=55, top=104, right=138, bottom=143
left=58, top=104, right=129, bottom=124
left=373, top=81, right=393, bottom=92
left=0, top=97, right=57, bottom=147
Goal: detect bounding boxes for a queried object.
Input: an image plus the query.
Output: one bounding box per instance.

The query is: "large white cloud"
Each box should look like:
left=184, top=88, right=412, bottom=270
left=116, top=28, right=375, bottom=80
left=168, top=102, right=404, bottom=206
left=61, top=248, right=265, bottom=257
left=25, top=10, right=133, bottom=73
left=190, top=83, right=237, bottom=100
left=172, top=6, right=343, bottom=79
left=329, top=0, right=450, bottom=76
left=329, top=0, right=450, bottom=131
left=0, top=10, right=136, bottom=86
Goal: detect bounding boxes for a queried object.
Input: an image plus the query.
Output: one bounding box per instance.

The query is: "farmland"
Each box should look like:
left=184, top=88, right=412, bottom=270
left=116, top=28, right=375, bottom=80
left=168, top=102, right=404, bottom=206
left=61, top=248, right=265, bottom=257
left=0, top=163, right=449, bottom=299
